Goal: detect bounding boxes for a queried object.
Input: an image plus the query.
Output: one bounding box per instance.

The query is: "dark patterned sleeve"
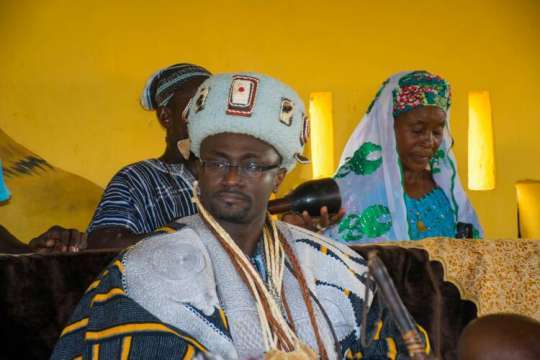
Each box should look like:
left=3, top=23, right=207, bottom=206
left=341, top=295, right=431, bottom=359
left=87, top=170, right=146, bottom=235
left=51, top=256, right=206, bottom=360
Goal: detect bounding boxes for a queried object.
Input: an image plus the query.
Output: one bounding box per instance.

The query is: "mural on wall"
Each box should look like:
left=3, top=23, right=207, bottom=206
left=0, top=128, right=103, bottom=242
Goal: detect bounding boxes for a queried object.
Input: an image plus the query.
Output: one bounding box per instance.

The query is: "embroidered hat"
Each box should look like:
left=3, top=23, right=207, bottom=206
left=140, top=63, right=211, bottom=111
left=392, top=70, right=451, bottom=118
left=186, top=73, right=309, bottom=172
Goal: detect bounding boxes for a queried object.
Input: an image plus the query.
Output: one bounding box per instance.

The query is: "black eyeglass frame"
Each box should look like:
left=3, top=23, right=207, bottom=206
left=199, top=159, right=281, bottom=178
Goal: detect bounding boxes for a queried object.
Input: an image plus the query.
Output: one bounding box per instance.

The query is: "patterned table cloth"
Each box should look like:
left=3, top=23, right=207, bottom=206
left=377, top=238, right=540, bottom=320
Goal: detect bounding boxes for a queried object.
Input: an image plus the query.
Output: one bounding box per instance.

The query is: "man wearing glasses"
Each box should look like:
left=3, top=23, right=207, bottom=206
left=52, top=73, right=424, bottom=359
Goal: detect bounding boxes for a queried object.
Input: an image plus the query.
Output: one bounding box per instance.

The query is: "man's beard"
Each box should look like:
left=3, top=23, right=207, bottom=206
left=205, top=191, right=253, bottom=224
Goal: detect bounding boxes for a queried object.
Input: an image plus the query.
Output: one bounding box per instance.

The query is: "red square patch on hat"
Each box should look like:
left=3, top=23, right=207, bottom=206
left=226, top=75, right=259, bottom=117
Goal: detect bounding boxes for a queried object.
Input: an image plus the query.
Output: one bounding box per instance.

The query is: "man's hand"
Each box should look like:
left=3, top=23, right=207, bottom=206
left=86, top=228, right=146, bottom=249
left=29, top=225, right=87, bottom=253
left=281, top=206, right=346, bottom=233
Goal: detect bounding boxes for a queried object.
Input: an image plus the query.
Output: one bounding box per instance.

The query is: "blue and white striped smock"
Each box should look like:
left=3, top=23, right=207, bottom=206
left=87, top=159, right=196, bottom=235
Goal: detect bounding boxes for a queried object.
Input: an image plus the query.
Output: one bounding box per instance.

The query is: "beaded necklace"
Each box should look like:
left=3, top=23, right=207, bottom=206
left=191, top=181, right=322, bottom=359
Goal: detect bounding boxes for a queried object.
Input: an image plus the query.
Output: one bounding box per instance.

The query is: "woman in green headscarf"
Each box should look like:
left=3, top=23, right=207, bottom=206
left=325, top=71, right=483, bottom=244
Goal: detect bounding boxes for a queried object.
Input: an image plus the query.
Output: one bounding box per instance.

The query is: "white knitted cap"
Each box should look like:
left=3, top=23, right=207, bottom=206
left=186, top=73, right=309, bottom=172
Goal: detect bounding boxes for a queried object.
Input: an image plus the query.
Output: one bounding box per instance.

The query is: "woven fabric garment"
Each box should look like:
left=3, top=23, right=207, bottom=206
left=51, top=215, right=427, bottom=359
left=87, top=159, right=196, bottom=235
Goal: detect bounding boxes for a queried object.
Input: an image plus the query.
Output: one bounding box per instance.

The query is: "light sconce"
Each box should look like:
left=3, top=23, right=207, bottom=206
left=309, top=92, right=335, bottom=179
left=515, top=180, right=540, bottom=238
left=468, top=91, right=495, bottom=190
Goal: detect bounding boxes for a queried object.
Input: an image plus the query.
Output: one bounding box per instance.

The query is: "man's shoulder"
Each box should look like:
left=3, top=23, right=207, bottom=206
left=113, top=159, right=165, bottom=177
left=103, top=159, right=179, bottom=191
left=101, top=159, right=159, bottom=186
left=122, top=220, right=219, bottom=312
left=111, top=159, right=193, bottom=186
left=125, top=219, right=210, bottom=277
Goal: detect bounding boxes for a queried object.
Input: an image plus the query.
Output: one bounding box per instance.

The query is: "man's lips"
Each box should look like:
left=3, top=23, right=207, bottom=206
left=214, top=191, right=251, bottom=204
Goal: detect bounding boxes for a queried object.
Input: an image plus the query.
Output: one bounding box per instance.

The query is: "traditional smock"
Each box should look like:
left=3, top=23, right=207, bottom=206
left=87, top=159, right=196, bottom=235
left=52, top=215, right=428, bottom=359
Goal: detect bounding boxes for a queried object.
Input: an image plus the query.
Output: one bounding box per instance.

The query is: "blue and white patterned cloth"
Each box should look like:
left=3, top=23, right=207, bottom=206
left=87, top=159, right=196, bottom=235
left=52, top=217, right=426, bottom=359
left=140, top=63, right=211, bottom=110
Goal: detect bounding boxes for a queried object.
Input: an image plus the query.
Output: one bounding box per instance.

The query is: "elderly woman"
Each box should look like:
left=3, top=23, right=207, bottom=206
left=325, top=71, right=482, bottom=243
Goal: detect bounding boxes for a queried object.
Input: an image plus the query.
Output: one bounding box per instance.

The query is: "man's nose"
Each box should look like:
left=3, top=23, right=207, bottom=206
left=222, top=165, right=243, bottom=185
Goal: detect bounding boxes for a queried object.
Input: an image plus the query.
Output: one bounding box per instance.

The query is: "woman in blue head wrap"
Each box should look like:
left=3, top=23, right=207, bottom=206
left=325, top=71, right=483, bottom=244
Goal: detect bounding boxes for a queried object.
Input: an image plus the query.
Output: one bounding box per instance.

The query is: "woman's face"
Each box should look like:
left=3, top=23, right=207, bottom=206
left=394, top=106, right=446, bottom=173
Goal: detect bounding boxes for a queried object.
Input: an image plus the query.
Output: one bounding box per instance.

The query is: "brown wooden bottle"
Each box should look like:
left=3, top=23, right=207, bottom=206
left=367, top=252, right=435, bottom=359
left=267, top=178, right=341, bottom=216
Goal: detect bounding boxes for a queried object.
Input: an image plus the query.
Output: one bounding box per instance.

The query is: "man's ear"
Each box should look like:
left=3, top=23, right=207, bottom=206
left=273, top=168, right=287, bottom=193
left=157, top=106, right=173, bottom=129
left=195, top=159, right=203, bottom=178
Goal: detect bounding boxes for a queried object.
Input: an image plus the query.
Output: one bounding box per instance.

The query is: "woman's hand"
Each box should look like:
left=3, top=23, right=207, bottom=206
left=281, top=206, right=345, bottom=233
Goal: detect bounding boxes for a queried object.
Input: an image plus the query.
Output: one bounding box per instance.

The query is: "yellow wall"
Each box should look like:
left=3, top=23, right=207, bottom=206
left=0, top=129, right=103, bottom=240
left=1, top=0, right=538, bottom=238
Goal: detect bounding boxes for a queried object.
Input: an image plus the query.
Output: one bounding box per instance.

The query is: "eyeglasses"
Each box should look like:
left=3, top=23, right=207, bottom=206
left=200, top=159, right=280, bottom=178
